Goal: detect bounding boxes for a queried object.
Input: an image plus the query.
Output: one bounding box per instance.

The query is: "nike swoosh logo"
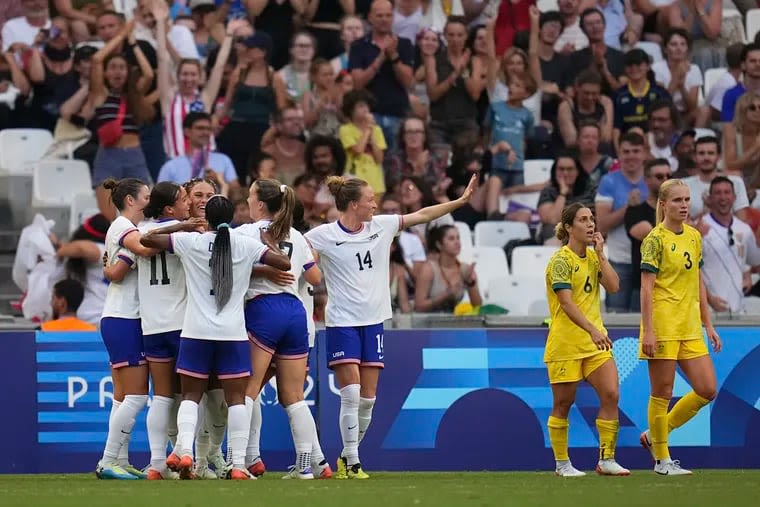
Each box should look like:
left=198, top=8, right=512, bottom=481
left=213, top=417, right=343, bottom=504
left=378, top=356, right=384, bottom=360
left=336, top=241, right=347, bottom=246
left=120, top=430, right=130, bottom=434
left=348, top=424, right=357, bottom=430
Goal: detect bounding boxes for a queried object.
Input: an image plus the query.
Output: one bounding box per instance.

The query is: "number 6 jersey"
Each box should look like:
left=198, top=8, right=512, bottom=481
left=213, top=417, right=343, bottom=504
left=305, top=214, right=402, bottom=327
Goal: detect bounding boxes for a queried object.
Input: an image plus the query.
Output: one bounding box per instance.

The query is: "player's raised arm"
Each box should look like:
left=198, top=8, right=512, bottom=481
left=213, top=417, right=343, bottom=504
left=402, top=174, right=478, bottom=228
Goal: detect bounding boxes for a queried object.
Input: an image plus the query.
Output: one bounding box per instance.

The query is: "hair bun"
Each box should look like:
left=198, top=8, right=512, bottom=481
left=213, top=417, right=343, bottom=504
left=326, top=175, right=346, bottom=197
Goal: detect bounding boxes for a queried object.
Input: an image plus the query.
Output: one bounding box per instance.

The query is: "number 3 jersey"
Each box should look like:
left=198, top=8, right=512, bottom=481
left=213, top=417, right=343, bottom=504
left=640, top=223, right=703, bottom=342
left=544, top=245, right=605, bottom=362
left=305, top=214, right=402, bottom=327
left=137, top=219, right=187, bottom=335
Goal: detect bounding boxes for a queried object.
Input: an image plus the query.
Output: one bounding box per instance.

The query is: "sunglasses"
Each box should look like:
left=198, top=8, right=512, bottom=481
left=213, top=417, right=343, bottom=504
left=728, top=225, right=735, bottom=246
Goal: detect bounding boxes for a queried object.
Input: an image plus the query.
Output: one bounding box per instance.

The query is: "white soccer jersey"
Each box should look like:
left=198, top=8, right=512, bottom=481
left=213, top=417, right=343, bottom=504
left=101, top=216, right=140, bottom=319
left=305, top=214, right=402, bottom=327
left=137, top=219, right=188, bottom=334
left=298, top=277, right=316, bottom=347
left=171, top=229, right=269, bottom=341
left=77, top=243, right=108, bottom=324
left=238, top=220, right=316, bottom=300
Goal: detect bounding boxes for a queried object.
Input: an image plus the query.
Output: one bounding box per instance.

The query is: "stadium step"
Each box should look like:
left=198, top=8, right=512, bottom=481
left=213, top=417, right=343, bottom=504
left=0, top=231, right=20, bottom=253
left=0, top=252, right=22, bottom=316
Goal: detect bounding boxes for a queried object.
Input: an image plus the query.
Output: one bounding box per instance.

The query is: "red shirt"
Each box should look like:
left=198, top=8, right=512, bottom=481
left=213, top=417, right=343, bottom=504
left=494, top=0, right=535, bottom=56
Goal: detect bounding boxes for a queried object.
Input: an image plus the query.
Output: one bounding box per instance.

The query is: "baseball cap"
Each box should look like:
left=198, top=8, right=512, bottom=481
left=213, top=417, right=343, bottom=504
left=241, top=32, right=273, bottom=54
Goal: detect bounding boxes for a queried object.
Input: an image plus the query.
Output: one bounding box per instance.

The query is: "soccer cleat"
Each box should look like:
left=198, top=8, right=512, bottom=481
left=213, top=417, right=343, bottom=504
left=654, top=459, right=692, bottom=476
left=596, top=459, right=631, bottom=476
left=334, top=456, right=348, bottom=479
left=174, top=454, right=195, bottom=480
left=555, top=462, right=586, bottom=477
left=194, top=464, right=218, bottom=480
left=166, top=452, right=181, bottom=472
left=247, top=458, right=266, bottom=478
left=123, top=464, right=147, bottom=479
left=96, top=462, right=138, bottom=480
left=315, top=461, right=333, bottom=479
left=282, top=465, right=314, bottom=480
left=209, top=452, right=228, bottom=479
left=640, top=430, right=656, bottom=461
left=227, top=467, right=254, bottom=480
left=147, top=468, right=179, bottom=480
left=347, top=463, right=369, bottom=479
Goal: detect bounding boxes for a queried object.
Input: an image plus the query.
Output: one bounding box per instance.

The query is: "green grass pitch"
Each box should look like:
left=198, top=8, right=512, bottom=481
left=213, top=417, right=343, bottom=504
left=1, top=471, right=759, bottom=507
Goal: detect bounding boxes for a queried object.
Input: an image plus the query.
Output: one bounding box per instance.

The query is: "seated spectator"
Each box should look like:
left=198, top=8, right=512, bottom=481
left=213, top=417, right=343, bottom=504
left=232, top=198, right=252, bottom=227
left=414, top=224, right=481, bottom=313
left=723, top=91, right=760, bottom=197
left=664, top=0, right=724, bottom=72
left=384, top=116, right=446, bottom=196
left=331, top=15, right=364, bottom=74
left=390, top=236, right=412, bottom=313
left=157, top=112, right=239, bottom=195
left=652, top=28, right=702, bottom=127
left=381, top=193, right=427, bottom=276
left=304, top=134, right=344, bottom=218
left=446, top=141, right=489, bottom=226
left=339, top=89, right=387, bottom=196
left=552, top=0, right=588, bottom=55
left=41, top=279, right=97, bottom=331
left=302, top=58, right=342, bottom=138
left=261, top=104, right=306, bottom=185
left=647, top=99, right=680, bottom=171
left=721, top=43, right=760, bottom=123
left=247, top=152, right=277, bottom=186
left=576, top=121, right=616, bottom=187
left=557, top=70, right=614, bottom=149
left=277, top=31, right=316, bottom=104
left=293, top=173, right=323, bottom=227
left=392, top=0, right=422, bottom=45
left=401, top=175, right=455, bottom=242
left=598, top=0, right=643, bottom=50
left=568, top=8, right=626, bottom=96
left=51, top=0, right=103, bottom=43
left=697, top=42, right=742, bottom=127
left=537, top=154, right=594, bottom=245
left=2, top=0, right=51, bottom=53
left=0, top=45, right=30, bottom=129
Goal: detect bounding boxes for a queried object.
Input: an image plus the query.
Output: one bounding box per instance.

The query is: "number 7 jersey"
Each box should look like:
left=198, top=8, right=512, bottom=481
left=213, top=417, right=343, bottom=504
left=305, top=214, right=402, bottom=327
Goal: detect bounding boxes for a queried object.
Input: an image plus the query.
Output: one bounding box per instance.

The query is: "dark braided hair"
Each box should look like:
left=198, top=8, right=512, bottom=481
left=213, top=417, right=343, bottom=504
left=205, top=195, right=235, bottom=312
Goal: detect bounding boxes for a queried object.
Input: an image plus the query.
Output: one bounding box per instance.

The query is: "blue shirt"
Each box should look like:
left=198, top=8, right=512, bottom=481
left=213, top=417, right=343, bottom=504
left=720, top=83, right=745, bottom=122
left=596, top=170, right=649, bottom=212
left=157, top=151, right=238, bottom=184
left=613, top=82, right=671, bottom=132
left=485, top=102, right=534, bottom=172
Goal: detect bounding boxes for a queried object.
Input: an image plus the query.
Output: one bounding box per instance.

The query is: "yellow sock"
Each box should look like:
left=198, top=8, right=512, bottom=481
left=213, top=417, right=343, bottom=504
left=596, top=419, right=619, bottom=460
left=668, top=391, right=710, bottom=432
left=648, top=396, right=670, bottom=461
left=547, top=416, right=569, bottom=461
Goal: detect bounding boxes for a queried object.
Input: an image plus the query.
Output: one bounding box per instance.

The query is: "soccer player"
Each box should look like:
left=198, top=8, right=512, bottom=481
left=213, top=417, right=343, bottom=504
left=544, top=203, right=630, bottom=477
left=639, top=179, right=722, bottom=475
left=96, top=178, right=156, bottom=480
left=140, top=194, right=291, bottom=479
left=137, top=182, right=191, bottom=480
left=237, top=179, right=328, bottom=480
left=184, top=177, right=219, bottom=220
left=304, top=173, right=477, bottom=479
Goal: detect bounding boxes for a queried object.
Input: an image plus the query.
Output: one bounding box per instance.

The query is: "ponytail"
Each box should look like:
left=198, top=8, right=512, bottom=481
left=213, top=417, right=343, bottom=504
left=205, top=195, right=235, bottom=313
left=253, top=179, right=295, bottom=244
left=655, top=178, right=688, bottom=226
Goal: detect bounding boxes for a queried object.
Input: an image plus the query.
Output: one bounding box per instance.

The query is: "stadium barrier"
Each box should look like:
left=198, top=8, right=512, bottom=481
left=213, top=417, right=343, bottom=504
left=1, top=325, right=759, bottom=473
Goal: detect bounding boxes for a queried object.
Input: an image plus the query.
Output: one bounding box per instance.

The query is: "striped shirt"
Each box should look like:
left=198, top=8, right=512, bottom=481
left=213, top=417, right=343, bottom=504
left=163, top=92, right=215, bottom=158
left=95, top=93, right=139, bottom=133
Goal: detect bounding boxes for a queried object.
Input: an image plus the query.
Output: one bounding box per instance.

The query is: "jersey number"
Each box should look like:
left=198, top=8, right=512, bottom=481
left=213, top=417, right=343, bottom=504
left=355, top=251, right=373, bottom=271
left=149, top=252, right=170, bottom=286
left=376, top=333, right=384, bottom=354
left=583, top=276, right=592, bottom=294
left=684, top=252, right=693, bottom=270
left=280, top=241, right=293, bottom=259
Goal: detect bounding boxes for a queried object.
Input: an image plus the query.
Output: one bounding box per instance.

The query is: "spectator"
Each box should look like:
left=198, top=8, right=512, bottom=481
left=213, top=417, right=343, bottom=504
left=384, top=116, right=447, bottom=196
left=304, top=134, right=344, bottom=217
left=569, top=8, right=625, bottom=96
left=701, top=176, right=760, bottom=314
left=293, top=173, right=323, bottom=226
left=401, top=175, right=455, bottom=241
left=392, top=0, right=423, bottom=44
left=232, top=197, right=252, bottom=227
left=90, top=20, right=155, bottom=221
left=672, top=128, right=696, bottom=168
left=652, top=28, right=702, bottom=126
left=467, top=23, right=490, bottom=124
left=425, top=16, right=483, bottom=146
left=537, top=154, right=594, bottom=245
left=261, top=104, right=307, bottom=185
left=304, top=0, right=355, bottom=60
left=492, top=0, right=533, bottom=56
left=247, top=152, right=276, bottom=185
left=664, top=0, right=724, bottom=72
left=248, top=0, right=306, bottom=71
left=55, top=45, right=97, bottom=165
left=553, top=0, right=588, bottom=55
left=721, top=43, right=760, bottom=123
left=349, top=0, right=414, bottom=151
left=597, top=0, right=642, bottom=50
left=414, top=224, right=481, bottom=313
left=684, top=136, right=750, bottom=221
left=134, top=0, right=199, bottom=60
left=672, top=154, right=696, bottom=179
left=188, top=0, right=226, bottom=59
left=339, top=89, right=387, bottom=195
left=381, top=193, right=427, bottom=276
left=723, top=91, right=760, bottom=197
left=41, top=279, right=97, bottom=331
left=302, top=58, right=342, bottom=137
left=557, top=70, right=614, bottom=149
left=412, top=27, right=440, bottom=120
left=446, top=142, right=489, bottom=226
left=423, top=0, right=466, bottom=32
left=157, top=111, right=239, bottom=192
left=2, top=0, right=51, bottom=53
left=0, top=42, right=31, bottom=129
left=389, top=236, right=412, bottom=313
left=595, top=131, right=649, bottom=312
left=576, top=121, right=615, bottom=187
left=331, top=14, right=365, bottom=73
left=277, top=31, right=317, bottom=103
left=204, top=43, right=239, bottom=135
left=647, top=99, right=680, bottom=171
left=51, top=0, right=102, bottom=43
left=697, top=42, right=742, bottom=127
left=624, top=158, right=670, bottom=312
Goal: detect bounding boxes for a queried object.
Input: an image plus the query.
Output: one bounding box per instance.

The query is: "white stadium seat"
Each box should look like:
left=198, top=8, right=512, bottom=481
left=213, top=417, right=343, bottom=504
left=510, top=245, right=559, bottom=275
left=694, top=128, right=717, bottom=140
left=454, top=221, right=474, bottom=263
left=523, top=159, right=552, bottom=185
left=703, top=67, right=726, bottom=99
left=635, top=41, right=663, bottom=63
left=69, top=193, right=99, bottom=235
left=474, top=221, right=531, bottom=247
left=471, top=246, right=510, bottom=295
left=0, top=129, right=54, bottom=175
left=536, top=0, right=559, bottom=11
left=33, top=160, right=92, bottom=207
left=747, top=9, right=760, bottom=43
left=486, top=275, right=548, bottom=316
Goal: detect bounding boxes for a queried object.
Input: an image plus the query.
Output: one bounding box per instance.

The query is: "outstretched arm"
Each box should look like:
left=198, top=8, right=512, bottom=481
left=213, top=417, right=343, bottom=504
left=403, top=174, right=477, bottom=229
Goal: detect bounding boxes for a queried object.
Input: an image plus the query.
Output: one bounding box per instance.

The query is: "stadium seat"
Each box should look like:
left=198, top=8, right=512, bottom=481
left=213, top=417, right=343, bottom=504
left=703, top=67, right=726, bottom=99
left=69, top=193, right=99, bottom=236
left=694, top=127, right=716, bottom=139
left=486, top=275, right=548, bottom=316
left=523, top=159, right=553, bottom=185
left=635, top=41, right=663, bottom=63
left=32, top=160, right=92, bottom=207
left=510, top=245, right=559, bottom=275
left=474, top=220, right=531, bottom=247
left=472, top=246, right=510, bottom=295
left=454, top=221, right=474, bottom=263
left=536, top=0, right=559, bottom=12
left=747, top=9, right=760, bottom=43
left=743, top=296, right=760, bottom=314
left=0, top=129, right=54, bottom=175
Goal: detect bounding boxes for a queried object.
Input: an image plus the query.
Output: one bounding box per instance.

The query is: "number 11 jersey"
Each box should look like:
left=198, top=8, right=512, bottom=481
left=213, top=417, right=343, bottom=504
left=305, top=214, right=402, bottom=327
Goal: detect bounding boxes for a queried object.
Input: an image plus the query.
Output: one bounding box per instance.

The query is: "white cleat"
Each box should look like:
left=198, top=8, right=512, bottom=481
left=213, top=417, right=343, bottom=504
left=208, top=453, right=229, bottom=479
left=654, top=459, right=692, bottom=476
left=555, top=462, right=586, bottom=477
left=596, top=459, right=631, bottom=476
left=194, top=465, right=218, bottom=480
left=640, top=430, right=656, bottom=460
left=282, top=465, right=314, bottom=480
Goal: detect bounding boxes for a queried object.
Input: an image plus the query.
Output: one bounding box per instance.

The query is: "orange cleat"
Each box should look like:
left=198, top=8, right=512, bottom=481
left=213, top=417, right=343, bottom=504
left=247, top=460, right=266, bottom=477
left=316, top=463, right=333, bottom=479
left=166, top=453, right=181, bottom=471
left=228, top=468, right=252, bottom=480
left=147, top=469, right=163, bottom=480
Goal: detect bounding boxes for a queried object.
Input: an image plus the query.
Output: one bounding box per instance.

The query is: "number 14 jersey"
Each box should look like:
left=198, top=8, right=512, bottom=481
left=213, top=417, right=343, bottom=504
left=305, top=214, right=402, bottom=327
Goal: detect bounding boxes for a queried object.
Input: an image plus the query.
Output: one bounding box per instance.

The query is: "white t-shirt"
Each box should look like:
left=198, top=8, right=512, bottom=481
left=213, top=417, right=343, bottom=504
left=77, top=243, right=108, bottom=324
left=648, top=134, right=678, bottom=173
left=137, top=219, right=187, bottom=334
left=1, top=17, right=51, bottom=52
left=399, top=230, right=426, bottom=268
left=305, top=214, right=402, bottom=327
left=685, top=174, right=749, bottom=218
left=134, top=23, right=199, bottom=60
left=553, top=19, right=588, bottom=53
left=237, top=220, right=315, bottom=299
left=707, top=72, right=737, bottom=112
left=652, top=61, right=703, bottom=112
left=393, top=7, right=423, bottom=44
left=101, top=216, right=140, bottom=319
left=298, top=278, right=316, bottom=347
left=171, top=229, right=268, bottom=341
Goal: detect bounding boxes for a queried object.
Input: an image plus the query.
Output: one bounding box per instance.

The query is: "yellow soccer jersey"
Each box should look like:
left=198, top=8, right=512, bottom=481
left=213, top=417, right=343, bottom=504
left=639, top=223, right=703, bottom=341
left=544, top=245, right=606, bottom=362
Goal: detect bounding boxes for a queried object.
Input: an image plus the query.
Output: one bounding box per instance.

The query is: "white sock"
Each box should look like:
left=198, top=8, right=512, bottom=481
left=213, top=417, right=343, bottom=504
left=101, top=400, right=121, bottom=465
left=227, top=403, right=250, bottom=469
left=176, top=400, right=199, bottom=457
left=206, top=389, right=228, bottom=458
left=358, top=397, right=376, bottom=445
left=146, top=395, right=173, bottom=471
left=339, top=384, right=360, bottom=466
left=102, top=395, right=147, bottom=465
left=285, top=400, right=315, bottom=473
left=311, top=422, right=326, bottom=468
left=194, top=395, right=210, bottom=467
left=167, top=394, right=181, bottom=448
left=246, top=393, right=262, bottom=466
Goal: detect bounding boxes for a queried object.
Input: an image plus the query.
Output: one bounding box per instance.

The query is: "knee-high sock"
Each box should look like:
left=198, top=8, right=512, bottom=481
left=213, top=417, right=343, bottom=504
left=358, top=397, right=376, bottom=445
left=167, top=394, right=181, bottom=448
left=206, top=389, right=228, bottom=457
left=176, top=400, right=199, bottom=457
left=339, top=384, right=360, bottom=466
left=246, top=393, right=263, bottom=466
left=194, top=395, right=210, bottom=467
left=227, top=403, right=250, bottom=469
left=101, top=395, right=147, bottom=465
left=286, top=400, right=315, bottom=473
left=547, top=416, right=569, bottom=462
left=146, top=395, right=173, bottom=470
left=596, top=419, right=619, bottom=460
left=311, top=414, right=326, bottom=467
left=648, top=396, right=670, bottom=461
left=668, top=391, right=710, bottom=432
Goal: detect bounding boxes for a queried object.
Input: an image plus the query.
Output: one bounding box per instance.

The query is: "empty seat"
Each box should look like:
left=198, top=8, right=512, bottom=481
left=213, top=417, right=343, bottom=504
left=694, top=127, right=716, bottom=140
left=536, top=0, right=559, bottom=12
left=511, top=245, right=559, bottom=275
left=486, top=275, right=548, bottom=316
left=747, top=9, right=760, bottom=42
left=0, top=129, right=54, bottom=175
left=69, top=193, right=99, bottom=236
left=33, top=160, right=92, bottom=207
left=454, top=221, right=474, bottom=263
left=703, top=67, right=726, bottom=99
left=474, top=220, right=531, bottom=247
left=635, top=41, right=663, bottom=63
left=523, top=159, right=553, bottom=185
left=471, top=246, right=510, bottom=296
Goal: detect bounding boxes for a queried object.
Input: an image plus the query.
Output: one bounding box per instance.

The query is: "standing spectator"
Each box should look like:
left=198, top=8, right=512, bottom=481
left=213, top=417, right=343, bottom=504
left=247, top=0, right=306, bottom=71
left=467, top=23, right=490, bottom=124
left=401, top=175, right=455, bottom=241
left=624, top=158, right=670, bottom=311
left=723, top=92, right=760, bottom=197
left=304, top=0, right=356, bottom=60
left=188, top=0, right=226, bottom=59
left=697, top=42, right=742, bottom=127
left=537, top=154, right=594, bottom=245
left=261, top=104, right=307, bottom=185
left=422, top=0, right=466, bottom=33
left=595, top=131, right=649, bottom=312
left=277, top=31, right=317, bottom=103
left=349, top=0, right=414, bottom=151
left=41, top=279, right=97, bottom=331
left=51, top=0, right=104, bottom=43
left=553, top=0, right=588, bottom=55
left=577, top=121, right=615, bottom=187
left=339, top=89, right=387, bottom=195
left=664, top=0, right=724, bottom=72
left=647, top=99, right=680, bottom=171
left=380, top=193, right=427, bottom=277
left=304, top=134, right=344, bottom=219
left=134, top=0, right=200, bottom=60
left=721, top=43, right=760, bottom=123
left=0, top=42, right=31, bottom=130
left=557, top=70, right=614, bottom=149
left=651, top=28, right=702, bottom=127
left=384, top=116, right=447, bottom=195
left=568, top=8, right=626, bottom=97
left=411, top=27, right=440, bottom=120
left=2, top=0, right=51, bottom=52
left=57, top=45, right=97, bottom=166
left=492, top=0, right=534, bottom=56
left=331, top=14, right=365, bottom=73
left=392, top=0, right=423, bottom=44
left=598, top=0, right=642, bottom=50
left=303, top=58, right=342, bottom=137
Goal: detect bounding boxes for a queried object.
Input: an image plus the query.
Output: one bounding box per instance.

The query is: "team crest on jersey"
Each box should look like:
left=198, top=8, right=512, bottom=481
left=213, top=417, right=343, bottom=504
left=671, top=243, right=676, bottom=251
left=642, top=234, right=662, bottom=260
left=574, top=265, right=580, bottom=272
left=552, top=256, right=572, bottom=280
